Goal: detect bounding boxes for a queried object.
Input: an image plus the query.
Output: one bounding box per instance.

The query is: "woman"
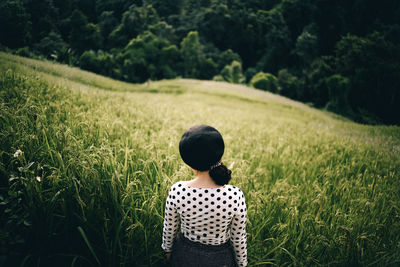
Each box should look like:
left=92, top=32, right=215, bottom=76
left=162, top=125, right=248, bottom=267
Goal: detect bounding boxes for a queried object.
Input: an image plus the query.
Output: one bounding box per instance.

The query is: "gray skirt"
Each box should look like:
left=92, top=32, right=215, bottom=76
left=171, top=233, right=237, bottom=267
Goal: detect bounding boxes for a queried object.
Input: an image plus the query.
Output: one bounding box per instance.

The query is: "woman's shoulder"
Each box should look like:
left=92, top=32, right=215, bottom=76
left=168, top=181, right=244, bottom=194
left=173, top=181, right=188, bottom=187
left=224, top=184, right=244, bottom=192
left=223, top=185, right=246, bottom=200
left=168, top=181, right=187, bottom=191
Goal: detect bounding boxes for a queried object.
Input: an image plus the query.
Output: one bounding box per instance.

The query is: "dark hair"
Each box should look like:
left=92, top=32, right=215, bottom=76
left=179, top=125, right=224, bottom=171
left=209, top=162, right=231, bottom=186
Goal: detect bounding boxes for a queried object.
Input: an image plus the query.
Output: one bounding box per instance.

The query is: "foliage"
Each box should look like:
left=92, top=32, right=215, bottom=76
left=15, top=47, right=34, bottom=58
left=198, top=2, right=232, bottom=50
left=305, top=57, right=334, bottom=107
left=0, top=0, right=31, bottom=48
left=79, top=50, right=117, bottom=78
left=109, top=4, right=159, bottom=48
left=334, top=32, right=400, bottom=124
left=118, top=31, right=179, bottom=82
left=1, top=53, right=400, bottom=266
left=250, top=72, right=278, bottom=93
left=34, top=31, right=68, bottom=61
left=294, top=25, right=318, bottom=66
left=277, top=69, right=302, bottom=99
left=68, top=10, right=103, bottom=53
left=217, top=49, right=242, bottom=72
left=0, top=0, right=399, bottom=124
left=325, top=74, right=352, bottom=116
left=217, top=61, right=244, bottom=84
left=255, top=9, right=292, bottom=73
left=180, top=31, right=202, bottom=78
left=98, top=11, right=119, bottom=49
left=24, top=0, right=58, bottom=43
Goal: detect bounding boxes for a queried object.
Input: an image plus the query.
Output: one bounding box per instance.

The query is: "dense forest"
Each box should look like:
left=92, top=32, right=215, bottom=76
left=1, top=0, right=399, bottom=125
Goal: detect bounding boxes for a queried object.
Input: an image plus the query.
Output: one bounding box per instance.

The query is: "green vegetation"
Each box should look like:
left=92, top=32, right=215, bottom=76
left=214, top=60, right=244, bottom=84
left=1, top=53, right=400, bottom=266
left=250, top=72, right=278, bottom=93
left=1, top=0, right=399, bottom=125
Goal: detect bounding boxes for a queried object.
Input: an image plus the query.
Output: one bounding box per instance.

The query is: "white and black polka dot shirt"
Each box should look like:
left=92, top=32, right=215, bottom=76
left=162, top=181, right=248, bottom=266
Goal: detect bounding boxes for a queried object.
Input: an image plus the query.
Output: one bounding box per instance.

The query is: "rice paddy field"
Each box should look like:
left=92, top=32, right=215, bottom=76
left=1, top=52, right=399, bottom=266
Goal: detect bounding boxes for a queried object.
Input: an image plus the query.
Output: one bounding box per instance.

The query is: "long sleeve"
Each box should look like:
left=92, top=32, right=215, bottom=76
left=161, top=186, right=180, bottom=252
left=230, top=190, right=248, bottom=266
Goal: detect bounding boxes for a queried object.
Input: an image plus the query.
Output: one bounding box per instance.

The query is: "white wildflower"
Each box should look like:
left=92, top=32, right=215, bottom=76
left=13, top=150, right=23, bottom=158
left=35, top=176, right=41, bottom=182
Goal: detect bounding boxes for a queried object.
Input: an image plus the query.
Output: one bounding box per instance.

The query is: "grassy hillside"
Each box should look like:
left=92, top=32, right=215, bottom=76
left=1, top=52, right=399, bottom=266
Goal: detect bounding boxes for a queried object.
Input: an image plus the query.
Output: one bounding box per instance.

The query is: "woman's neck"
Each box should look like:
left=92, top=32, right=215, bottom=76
left=186, top=170, right=222, bottom=188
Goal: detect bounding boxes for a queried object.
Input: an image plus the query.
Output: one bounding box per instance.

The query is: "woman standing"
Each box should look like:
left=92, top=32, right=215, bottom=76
left=162, top=125, right=248, bottom=267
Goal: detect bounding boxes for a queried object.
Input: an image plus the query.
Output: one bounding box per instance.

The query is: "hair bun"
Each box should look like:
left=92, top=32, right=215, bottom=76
left=209, top=162, right=231, bottom=186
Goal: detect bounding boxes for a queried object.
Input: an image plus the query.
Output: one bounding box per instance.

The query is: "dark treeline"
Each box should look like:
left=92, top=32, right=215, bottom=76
left=1, top=0, right=399, bottom=125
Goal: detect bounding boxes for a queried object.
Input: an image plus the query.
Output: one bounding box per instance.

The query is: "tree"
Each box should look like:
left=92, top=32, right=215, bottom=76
left=198, top=2, right=232, bottom=50
left=98, top=11, right=119, bottom=49
left=68, top=9, right=103, bottom=53
left=280, top=0, right=317, bottom=40
left=79, top=50, right=100, bottom=73
left=109, top=4, right=160, bottom=47
left=217, top=49, right=242, bottom=72
left=277, top=69, right=302, bottom=99
left=256, top=9, right=291, bottom=73
left=250, top=72, right=278, bottom=92
left=160, top=44, right=180, bottom=78
left=294, top=25, right=318, bottom=67
left=119, top=31, right=178, bottom=82
left=216, top=61, right=244, bottom=84
left=80, top=50, right=117, bottom=77
left=325, top=74, right=352, bottom=115
left=151, top=0, right=185, bottom=17
left=335, top=32, right=400, bottom=124
left=94, top=0, right=143, bottom=19
left=230, top=61, right=244, bottom=84
left=148, top=21, right=177, bottom=43
left=181, top=31, right=202, bottom=77
left=0, top=0, right=31, bottom=48
left=34, top=31, right=68, bottom=61
left=305, top=56, right=333, bottom=107
left=221, top=7, right=259, bottom=68
left=314, top=0, right=346, bottom=55
left=24, top=0, right=58, bottom=43
left=197, top=58, right=217, bottom=80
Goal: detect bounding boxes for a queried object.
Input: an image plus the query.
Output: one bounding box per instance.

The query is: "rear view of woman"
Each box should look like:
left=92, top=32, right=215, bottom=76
left=162, top=125, right=248, bottom=267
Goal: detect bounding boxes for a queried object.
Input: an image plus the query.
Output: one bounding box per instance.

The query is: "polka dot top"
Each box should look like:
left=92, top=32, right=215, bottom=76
left=162, top=181, right=248, bottom=267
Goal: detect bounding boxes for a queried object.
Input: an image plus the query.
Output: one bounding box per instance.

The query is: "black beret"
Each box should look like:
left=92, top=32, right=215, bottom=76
left=179, top=125, right=225, bottom=171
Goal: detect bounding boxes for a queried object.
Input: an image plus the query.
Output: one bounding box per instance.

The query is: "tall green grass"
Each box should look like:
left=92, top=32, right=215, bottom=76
left=1, top=53, right=399, bottom=266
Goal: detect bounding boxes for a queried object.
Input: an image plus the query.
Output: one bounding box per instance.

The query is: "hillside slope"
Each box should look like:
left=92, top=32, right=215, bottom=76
left=1, top=52, right=400, bottom=266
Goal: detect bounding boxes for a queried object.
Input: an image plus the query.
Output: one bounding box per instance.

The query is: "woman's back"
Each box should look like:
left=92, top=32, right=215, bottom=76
left=162, top=181, right=247, bottom=266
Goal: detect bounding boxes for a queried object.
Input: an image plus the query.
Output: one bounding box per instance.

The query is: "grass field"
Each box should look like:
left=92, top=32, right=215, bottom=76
left=1, top=52, right=399, bottom=266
